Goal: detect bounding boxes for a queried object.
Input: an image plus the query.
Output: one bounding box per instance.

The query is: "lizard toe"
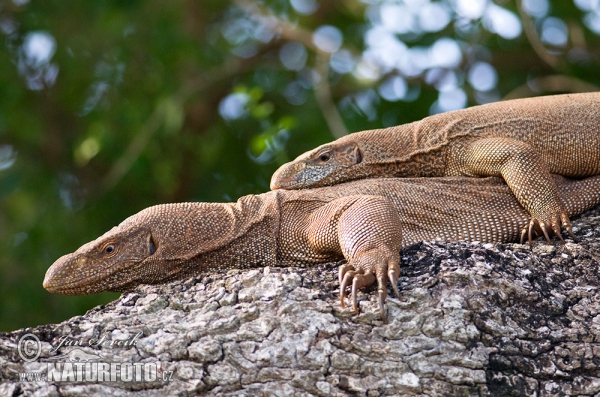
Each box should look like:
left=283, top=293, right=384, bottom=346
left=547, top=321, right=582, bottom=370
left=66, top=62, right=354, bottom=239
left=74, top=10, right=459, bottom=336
left=521, top=220, right=543, bottom=245
left=340, top=269, right=357, bottom=308
left=561, top=213, right=578, bottom=242
left=351, top=272, right=375, bottom=314
left=387, top=261, right=401, bottom=299
left=551, top=221, right=566, bottom=244
left=525, top=218, right=550, bottom=247
left=337, top=257, right=398, bottom=321
left=338, top=263, right=355, bottom=287
left=376, top=271, right=389, bottom=323
left=540, top=221, right=552, bottom=244
left=524, top=211, right=575, bottom=247
left=520, top=225, right=528, bottom=245
left=527, top=219, right=537, bottom=248
left=378, top=290, right=387, bottom=324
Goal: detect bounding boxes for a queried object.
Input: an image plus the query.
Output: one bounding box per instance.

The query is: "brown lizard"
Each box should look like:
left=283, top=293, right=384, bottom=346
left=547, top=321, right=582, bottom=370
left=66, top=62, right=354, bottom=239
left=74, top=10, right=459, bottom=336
left=44, top=175, right=600, bottom=321
left=270, top=93, right=600, bottom=244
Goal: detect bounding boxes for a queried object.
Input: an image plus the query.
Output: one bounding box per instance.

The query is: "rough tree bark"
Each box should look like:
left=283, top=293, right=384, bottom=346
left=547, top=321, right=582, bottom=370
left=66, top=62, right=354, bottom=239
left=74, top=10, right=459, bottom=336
left=1, top=206, right=599, bottom=396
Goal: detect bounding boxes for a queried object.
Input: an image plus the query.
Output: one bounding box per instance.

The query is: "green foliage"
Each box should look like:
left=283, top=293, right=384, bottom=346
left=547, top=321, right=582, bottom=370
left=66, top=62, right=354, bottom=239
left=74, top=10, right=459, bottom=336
left=1, top=0, right=599, bottom=331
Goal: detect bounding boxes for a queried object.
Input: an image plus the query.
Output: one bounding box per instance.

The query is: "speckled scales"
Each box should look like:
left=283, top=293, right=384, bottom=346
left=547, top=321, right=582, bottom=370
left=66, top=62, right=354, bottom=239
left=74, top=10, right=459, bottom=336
left=271, top=93, right=600, bottom=237
left=45, top=175, right=600, bottom=317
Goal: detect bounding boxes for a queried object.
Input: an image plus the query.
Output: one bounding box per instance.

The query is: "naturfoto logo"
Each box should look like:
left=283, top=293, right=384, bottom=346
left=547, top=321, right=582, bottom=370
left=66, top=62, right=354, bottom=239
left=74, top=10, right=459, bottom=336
left=17, top=332, right=173, bottom=383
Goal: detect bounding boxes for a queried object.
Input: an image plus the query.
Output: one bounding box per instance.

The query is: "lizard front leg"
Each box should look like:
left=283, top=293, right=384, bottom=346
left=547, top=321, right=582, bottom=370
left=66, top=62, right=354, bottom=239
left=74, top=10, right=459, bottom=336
left=446, top=137, right=575, bottom=246
left=307, top=196, right=403, bottom=322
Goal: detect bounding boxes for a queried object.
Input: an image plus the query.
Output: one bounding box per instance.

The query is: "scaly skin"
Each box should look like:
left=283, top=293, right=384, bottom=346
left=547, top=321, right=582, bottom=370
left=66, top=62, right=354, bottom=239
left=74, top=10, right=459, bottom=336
left=271, top=93, right=600, bottom=243
left=45, top=175, right=600, bottom=321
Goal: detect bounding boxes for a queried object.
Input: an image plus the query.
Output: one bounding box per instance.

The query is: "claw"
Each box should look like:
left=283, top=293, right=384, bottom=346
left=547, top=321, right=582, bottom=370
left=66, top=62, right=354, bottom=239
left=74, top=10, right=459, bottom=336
left=562, top=214, right=579, bottom=242
left=378, top=290, right=387, bottom=323
left=351, top=278, right=359, bottom=314
left=387, top=260, right=401, bottom=298
left=528, top=219, right=535, bottom=248
left=566, top=228, right=578, bottom=242
left=524, top=215, right=573, bottom=247
left=351, top=273, right=375, bottom=314
left=376, top=272, right=388, bottom=322
left=551, top=222, right=561, bottom=239
left=550, top=222, right=565, bottom=243
left=540, top=222, right=552, bottom=244
left=340, top=271, right=356, bottom=309
left=338, top=263, right=353, bottom=286
left=550, top=216, right=565, bottom=244
left=336, top=257, right=399, bottom=321
left=520, top=226, right=527, bottom=245
left=388, top=268, right=400, bottom=298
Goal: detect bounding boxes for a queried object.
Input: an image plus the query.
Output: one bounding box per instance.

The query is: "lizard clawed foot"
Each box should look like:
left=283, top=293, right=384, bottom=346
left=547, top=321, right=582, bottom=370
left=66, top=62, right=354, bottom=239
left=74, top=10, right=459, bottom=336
left=561, top=213, right=578, bottom=242
left=338, top=260, right=401, bottom=323
left=519, top=213, right=577, bottom=247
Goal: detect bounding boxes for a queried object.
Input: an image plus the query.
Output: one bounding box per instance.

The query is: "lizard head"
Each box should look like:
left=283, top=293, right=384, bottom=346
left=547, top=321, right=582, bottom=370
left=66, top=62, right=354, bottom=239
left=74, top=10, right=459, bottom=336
left=270, top=141, right=362, bottom=190
left=44, top=201, right=274, bottom=295
left=44, top=223, right=158, bottom=295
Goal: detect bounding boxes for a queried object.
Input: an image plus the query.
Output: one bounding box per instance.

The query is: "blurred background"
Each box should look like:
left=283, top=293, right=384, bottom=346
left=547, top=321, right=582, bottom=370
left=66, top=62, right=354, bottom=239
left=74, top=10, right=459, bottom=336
left=1, top=0, right=599, bottom=332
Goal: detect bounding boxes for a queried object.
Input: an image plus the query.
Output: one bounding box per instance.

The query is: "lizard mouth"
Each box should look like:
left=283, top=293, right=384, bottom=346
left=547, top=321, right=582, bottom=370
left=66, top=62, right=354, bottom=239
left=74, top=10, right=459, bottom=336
left=270, top=162, right=300, bottom=190
left=43, top=254, right=140, bottom=295
left=271, top=158, right=353, bottom=190
left=44, top=255, right=99, bottom=294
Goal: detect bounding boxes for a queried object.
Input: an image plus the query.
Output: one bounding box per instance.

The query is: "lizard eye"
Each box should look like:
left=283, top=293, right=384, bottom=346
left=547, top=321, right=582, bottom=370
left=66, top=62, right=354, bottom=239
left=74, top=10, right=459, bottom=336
left=105, top=245, right=115, bottom=253
left=318, top=152, right=331, bottom=162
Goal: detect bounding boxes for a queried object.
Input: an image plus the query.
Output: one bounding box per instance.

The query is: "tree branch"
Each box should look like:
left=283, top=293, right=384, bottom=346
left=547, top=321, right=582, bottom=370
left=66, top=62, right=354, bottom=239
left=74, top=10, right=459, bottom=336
left=515, top=0, right=563, bottom=70
left=235, top=0, right=349, bottom=138
left=101, top=58, right=250, bottom=191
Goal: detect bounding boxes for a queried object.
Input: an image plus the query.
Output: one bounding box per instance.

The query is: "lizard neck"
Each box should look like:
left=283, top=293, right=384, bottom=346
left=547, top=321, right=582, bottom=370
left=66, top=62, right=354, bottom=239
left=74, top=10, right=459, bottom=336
left=351, top=148, right=447, bottom=178
left=354, top=120, right=453, bottom=178
left=141, top=195, right=281, bottom=284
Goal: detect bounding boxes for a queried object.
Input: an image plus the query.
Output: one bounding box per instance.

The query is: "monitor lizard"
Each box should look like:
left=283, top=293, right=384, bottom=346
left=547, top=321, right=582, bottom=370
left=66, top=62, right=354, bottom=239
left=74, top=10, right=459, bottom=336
left=44, top=175, right=600, bottom=322
left=270, top=93, right=600, bottom=244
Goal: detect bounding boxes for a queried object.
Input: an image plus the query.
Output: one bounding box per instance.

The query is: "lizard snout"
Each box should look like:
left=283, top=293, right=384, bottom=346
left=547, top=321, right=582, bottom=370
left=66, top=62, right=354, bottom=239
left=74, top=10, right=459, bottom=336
left=44, top=254, right=99, bottom=295
left=270, top=162, right=306, bottom=190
